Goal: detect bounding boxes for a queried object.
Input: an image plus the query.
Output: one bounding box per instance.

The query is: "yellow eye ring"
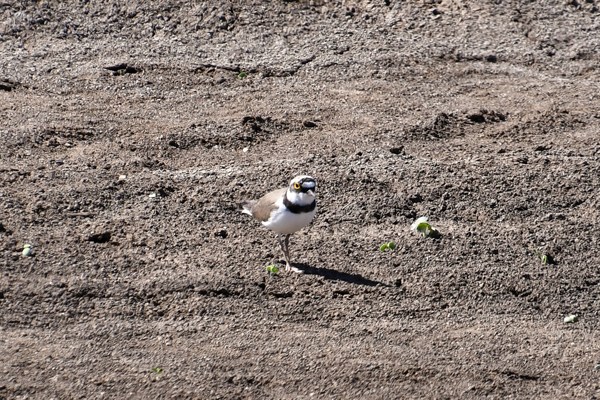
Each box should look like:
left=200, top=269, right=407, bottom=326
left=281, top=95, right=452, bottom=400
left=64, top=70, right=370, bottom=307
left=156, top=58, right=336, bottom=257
left=293, top=182, right=301, bottom=190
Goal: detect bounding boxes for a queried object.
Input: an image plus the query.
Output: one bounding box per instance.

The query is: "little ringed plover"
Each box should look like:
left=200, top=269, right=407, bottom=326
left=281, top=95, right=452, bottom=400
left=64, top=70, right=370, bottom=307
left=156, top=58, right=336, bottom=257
left=241, top=175, right=317, bottom=273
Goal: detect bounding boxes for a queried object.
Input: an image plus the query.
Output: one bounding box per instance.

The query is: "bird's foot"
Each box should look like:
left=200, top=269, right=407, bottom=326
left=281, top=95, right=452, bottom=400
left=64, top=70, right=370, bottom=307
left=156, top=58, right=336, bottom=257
left=285, top=263, right=304, bottom=274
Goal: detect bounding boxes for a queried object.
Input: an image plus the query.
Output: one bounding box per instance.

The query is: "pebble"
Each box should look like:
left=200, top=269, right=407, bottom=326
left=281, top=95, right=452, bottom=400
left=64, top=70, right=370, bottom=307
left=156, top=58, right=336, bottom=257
left=22, top=244, right=32, bottom=257
left=564, top=314, right=578, bottom=323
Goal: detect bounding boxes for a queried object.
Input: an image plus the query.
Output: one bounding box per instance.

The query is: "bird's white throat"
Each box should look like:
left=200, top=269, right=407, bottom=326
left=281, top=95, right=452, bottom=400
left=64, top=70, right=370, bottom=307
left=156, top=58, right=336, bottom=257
left=285, top=189, right=315, bottom=206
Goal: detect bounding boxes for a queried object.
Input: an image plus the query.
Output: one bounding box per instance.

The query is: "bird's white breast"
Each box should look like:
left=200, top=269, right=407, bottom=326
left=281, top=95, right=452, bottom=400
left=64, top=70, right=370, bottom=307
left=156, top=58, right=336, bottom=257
left=262, top=196, right=317, bottom=235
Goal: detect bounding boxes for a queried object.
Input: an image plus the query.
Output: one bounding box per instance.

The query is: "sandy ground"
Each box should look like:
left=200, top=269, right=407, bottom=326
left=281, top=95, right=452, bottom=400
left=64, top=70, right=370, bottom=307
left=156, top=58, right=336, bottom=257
left=1, top=1, right=600, bottom=398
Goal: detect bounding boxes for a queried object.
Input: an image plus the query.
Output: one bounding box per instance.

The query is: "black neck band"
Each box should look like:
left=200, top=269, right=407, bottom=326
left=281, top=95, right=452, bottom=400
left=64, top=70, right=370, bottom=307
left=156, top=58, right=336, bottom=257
left=283, top=195, right=316, bottom=214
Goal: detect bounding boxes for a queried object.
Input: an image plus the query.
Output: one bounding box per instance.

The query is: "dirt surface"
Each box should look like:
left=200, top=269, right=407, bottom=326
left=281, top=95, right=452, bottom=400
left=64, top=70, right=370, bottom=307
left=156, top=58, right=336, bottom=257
left=2, top=1, right=600, bottom=398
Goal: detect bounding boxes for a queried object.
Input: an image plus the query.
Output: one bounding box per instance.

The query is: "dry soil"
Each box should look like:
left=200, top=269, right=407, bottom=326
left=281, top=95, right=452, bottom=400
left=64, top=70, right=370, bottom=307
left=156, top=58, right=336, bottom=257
left=1, top=1, right=600, bottom=399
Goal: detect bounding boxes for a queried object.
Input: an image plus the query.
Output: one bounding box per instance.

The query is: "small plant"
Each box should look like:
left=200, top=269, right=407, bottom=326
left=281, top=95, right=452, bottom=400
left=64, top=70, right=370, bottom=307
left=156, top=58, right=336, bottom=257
left=238, top=71, right=248, bottom=79
left=379, top=241, right=396, bottom=252
left=410, top=216, right=440, bottom=238
left=150, top=366, right=163, bottom=381
left=265, top=264, right=280, bottom=275
left=533, top=248, right=555, bottom=265
left=151, top=367, right=163, bottom=374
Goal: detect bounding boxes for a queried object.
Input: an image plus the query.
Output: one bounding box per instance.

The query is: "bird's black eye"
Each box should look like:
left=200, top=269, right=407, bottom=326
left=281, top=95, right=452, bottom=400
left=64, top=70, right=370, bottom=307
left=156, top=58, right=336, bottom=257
left=293, top=182, right=301, bottom=190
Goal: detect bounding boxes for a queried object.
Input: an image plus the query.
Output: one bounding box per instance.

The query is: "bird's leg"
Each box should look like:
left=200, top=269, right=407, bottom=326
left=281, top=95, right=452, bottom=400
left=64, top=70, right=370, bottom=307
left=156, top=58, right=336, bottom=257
left=276, top=234, right=287, bottom=267
left=284, top=234, right=303, bottom=273
left=281, top=234, right=291, bottom=271
left=276, top=234, right=302, bottom=273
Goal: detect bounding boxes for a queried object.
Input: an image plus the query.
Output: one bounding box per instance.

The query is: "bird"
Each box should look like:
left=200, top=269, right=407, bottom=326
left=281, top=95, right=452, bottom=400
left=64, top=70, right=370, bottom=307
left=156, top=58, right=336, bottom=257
left=240, top=175, right=317, bottom=273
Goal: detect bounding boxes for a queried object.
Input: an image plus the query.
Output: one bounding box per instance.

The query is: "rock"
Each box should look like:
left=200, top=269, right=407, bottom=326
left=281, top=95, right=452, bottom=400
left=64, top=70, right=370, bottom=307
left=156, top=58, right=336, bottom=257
left=214, top=229, right=228, bottom=239
left=408, top=193, right=423, bottom=203
left=467, top=113, right=486, bottom=123
left=0, top=79, right=20, bottom=92
left=22, top=244, right=33, bottom=257
left=88, top=232, right=112, bottom=243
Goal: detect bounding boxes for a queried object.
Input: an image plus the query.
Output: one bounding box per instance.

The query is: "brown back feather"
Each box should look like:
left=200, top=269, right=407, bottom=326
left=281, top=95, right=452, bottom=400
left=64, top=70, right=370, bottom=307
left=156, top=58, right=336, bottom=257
left=250, top=187, right=286, bottom=222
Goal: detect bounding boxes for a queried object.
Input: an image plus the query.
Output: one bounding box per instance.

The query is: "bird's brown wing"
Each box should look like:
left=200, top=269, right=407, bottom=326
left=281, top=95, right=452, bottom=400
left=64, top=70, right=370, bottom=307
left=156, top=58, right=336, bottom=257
left=250, top=188, right=286, bottom=222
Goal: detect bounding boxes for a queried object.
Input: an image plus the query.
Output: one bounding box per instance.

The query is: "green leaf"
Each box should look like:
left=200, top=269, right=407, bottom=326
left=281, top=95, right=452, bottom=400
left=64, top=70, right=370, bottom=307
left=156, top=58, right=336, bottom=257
left=418, top=224, right=440, bottom=238
left=533, top=249, right=555, bottom=265
left=411, top=217, right=441, bottom=238
left=151, top=367, right=163, bottom=374
left=238, top=71, right=248, bottom=79
left=542, top=254, right=554, bottom=265
left=415, top=221, right=431, bottom=233
left=379, top=242, right=396, bottom=252
left=265, top=264, right=280, bottom=275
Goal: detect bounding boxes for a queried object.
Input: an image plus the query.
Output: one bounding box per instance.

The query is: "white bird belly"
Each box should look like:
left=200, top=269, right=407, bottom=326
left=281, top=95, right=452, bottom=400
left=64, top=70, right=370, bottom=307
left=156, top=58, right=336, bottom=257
left=263, top=206, right=316, bottom=235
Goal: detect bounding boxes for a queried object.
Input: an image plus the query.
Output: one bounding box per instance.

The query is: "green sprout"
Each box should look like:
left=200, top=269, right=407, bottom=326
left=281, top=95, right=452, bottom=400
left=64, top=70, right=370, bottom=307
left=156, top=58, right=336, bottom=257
left=238, top=71, right=248, bottom=79
left=410, top=216, right=440, bottom=238
left=265, top=264, right=280, bottom=275
left=533, top=249, right=555, bottom=265
left=379, top=241, right=396, bottom=252
left=151, top=367, right=163, bottom=374
left=564, top=314, right=578, bottom=324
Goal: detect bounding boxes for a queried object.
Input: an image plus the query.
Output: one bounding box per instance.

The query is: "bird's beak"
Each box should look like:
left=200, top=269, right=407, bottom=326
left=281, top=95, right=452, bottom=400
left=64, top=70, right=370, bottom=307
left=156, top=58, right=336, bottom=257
left=307, top=189, right=315, bottom=196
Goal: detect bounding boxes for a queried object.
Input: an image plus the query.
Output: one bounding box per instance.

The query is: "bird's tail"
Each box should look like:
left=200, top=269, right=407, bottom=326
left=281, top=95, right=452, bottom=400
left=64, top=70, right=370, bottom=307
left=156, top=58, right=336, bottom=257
left=240, top=200, right=255, bottom=216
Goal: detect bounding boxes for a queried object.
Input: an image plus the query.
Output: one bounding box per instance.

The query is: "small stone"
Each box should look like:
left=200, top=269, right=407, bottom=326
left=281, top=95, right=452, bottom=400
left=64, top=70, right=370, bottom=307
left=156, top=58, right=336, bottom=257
left=467, top=113, right=486, bottom=123
left=564, top=314, right=578, bottom=323
left=408, top=193, right=423, bottom=203
left=88, top=232, right=111, bottom=243
left=303, top=120, right=317, bottom=128
left=118, top=175, right=127, bottom=181
left=22, top=244, right=32, bottom=257
left=214, top=229, right=228, bottom=239
left=0, top=79, right=19, bottom=92
left=516, top=157, right=529, bottom=164
left=242, top=147, right=249, bottom=153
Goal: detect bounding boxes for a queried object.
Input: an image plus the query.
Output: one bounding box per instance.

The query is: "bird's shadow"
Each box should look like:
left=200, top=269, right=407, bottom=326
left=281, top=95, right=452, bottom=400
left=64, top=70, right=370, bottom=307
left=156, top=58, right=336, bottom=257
left=293, top=263, right=388, bottom=287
